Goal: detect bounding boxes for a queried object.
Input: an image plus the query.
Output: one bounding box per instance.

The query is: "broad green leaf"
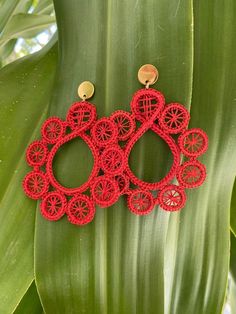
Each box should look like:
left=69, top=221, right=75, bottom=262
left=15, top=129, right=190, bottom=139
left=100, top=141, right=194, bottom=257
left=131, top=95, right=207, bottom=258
left=14, top=281, right=43, bottom=314
left=0, top=13, right=55, bottom=49
left=0, top=42, right=57, bottom=313
left=231, top=178, right=236, bottom=236
left=164, top=1, right=236, bottom=313
left=35, top=0, right=193, bottom=313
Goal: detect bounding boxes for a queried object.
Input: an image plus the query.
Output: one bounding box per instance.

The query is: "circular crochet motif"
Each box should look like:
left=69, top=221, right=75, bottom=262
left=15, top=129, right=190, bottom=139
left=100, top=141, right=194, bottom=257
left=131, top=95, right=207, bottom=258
left=91, top=175, right=119, bottom=208
left=26, top=141, right=48, bottom=167
left=23, top=171, right=48, bottom=199
left=41, top=117, right=65, bottom=144
left=41, top=191, right=67, bottom=221
left=100, top=145, right=125, bottom=175
left=67, top=194, right=95, bottom=225
left=111, top=110, right=135, bottom=141
left=159, top=103, right=190, bottom=134
left=178, top=128, right=208, bottom=157
left=91, top=117, right=118, bottom=147
left=23, top=84, right=208, bottom=226
left=177, top=160, right=206, bottom=188
left=158, top=185, right=186, bottom=211
left=128, top=190, right=154, bottom=215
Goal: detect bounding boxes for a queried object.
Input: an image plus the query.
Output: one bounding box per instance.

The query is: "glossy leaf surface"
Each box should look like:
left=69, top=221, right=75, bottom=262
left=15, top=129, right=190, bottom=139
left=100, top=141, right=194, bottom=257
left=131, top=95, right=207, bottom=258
left=0, top=44, right=57, bottom=313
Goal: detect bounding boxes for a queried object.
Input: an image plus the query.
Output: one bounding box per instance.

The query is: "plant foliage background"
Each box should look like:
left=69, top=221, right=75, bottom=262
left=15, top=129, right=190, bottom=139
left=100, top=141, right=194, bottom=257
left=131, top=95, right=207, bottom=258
left=0, top=0, right=236, bottom=313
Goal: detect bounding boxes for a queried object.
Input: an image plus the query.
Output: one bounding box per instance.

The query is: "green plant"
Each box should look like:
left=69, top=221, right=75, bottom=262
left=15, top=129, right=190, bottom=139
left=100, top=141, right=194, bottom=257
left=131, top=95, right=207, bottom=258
left=0, top=0, right=236, bottom=313
left=0, top=0, right=55, bottom=66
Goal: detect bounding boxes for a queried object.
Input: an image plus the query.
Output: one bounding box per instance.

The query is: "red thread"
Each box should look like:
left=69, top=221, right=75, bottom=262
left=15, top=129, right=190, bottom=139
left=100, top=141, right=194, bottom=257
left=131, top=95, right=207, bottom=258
left=23, top=170, right=49, bottom=199
left=111, top=110, right=136, bottom=141
left=100, top=145, right=125, bottom=175
left=127, top=190, right=154, bottom=215
left=91, top=117, right=118, bottom=147
left=40, top=191, right=67, bottom=221
left=177, top=160, right=206, bottom=188
left=41, top=117, right=65, bottom=144
left=67, top=194, right=95, bottom=225
left=131, top=88, right=165, bottom=123
left=159, top=103, right=190, bottom=134
left=178, top=128, right=208, bottom=157
left=158, top=184, right=186, bottom=211
left=90, top=175, right=119, bottom=207
left=66, top=101, right=97, bottom=131
left=26, top=140, right=48, bottom=167
left=115, top=173, right=129, bottom=194
left=23, top=81, right=208, bottom=225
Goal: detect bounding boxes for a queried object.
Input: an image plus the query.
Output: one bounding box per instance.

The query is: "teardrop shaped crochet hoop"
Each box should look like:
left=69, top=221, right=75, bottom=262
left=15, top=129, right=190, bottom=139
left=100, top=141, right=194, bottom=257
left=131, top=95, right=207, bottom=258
left=23, top=65, right=208, bottom=226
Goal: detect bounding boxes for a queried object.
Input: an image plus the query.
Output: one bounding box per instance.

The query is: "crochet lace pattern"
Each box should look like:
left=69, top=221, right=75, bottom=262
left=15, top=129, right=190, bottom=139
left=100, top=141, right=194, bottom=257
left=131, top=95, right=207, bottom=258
left=23, top=87, right=208, bottom=225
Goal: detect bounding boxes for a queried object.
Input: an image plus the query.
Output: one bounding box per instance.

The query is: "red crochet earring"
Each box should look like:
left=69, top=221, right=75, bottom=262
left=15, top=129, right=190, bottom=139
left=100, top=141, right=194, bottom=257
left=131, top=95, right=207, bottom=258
left=124, top=65, right=207, bottom=214
left=23, top=65, right=208, bottom=226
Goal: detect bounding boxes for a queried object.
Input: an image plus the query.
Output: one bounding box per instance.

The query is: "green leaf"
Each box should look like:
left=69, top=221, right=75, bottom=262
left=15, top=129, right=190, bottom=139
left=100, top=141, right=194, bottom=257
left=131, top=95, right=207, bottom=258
left=164, top=1, right=236, bottom=313
left=230, top=178, right=236, bottom=236
left=0, top=0, right=33, bottom=32
left=13, top=281, right=43, bottom=314
left=0, top=0, right=19, bottom=32
left=165, top=1, right=236, bottom=313
left=0, top=13, right=55, bottom=49
left=0, top=43, right=57, bottom=313
left=33, top=0, right=54, bottom=15
left=35, top=0, right=193, bottom=313
left=0, top=38, right=17, bottom=60
left=229, top=232, right=236, bottom=313
left=0, top=0, right=23, bottom=32
left=0, top=0, right=33, bottom=65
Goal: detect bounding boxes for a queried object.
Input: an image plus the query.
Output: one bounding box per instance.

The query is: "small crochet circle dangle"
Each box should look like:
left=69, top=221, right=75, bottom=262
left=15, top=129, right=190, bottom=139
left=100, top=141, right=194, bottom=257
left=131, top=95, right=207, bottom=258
left=23, top=65, right=208, bottom=226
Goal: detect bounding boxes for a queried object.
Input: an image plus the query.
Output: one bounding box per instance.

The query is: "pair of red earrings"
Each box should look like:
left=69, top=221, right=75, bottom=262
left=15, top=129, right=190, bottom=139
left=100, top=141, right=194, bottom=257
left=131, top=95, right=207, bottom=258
left=23, top=64, right=208, bottom=226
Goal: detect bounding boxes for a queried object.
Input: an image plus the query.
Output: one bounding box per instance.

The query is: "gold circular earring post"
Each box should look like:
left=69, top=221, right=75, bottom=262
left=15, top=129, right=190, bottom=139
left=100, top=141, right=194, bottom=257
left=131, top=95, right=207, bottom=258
left=138, top=64, right=159, bottom=88
left=78, top=81, right=95, bottom=100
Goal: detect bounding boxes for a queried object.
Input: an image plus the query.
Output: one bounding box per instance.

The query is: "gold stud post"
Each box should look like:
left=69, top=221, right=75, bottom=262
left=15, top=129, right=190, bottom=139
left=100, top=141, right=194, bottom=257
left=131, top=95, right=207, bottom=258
left=138, top=64, right=159, bottom=88
left=78, top=81, right=95, bottom=100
